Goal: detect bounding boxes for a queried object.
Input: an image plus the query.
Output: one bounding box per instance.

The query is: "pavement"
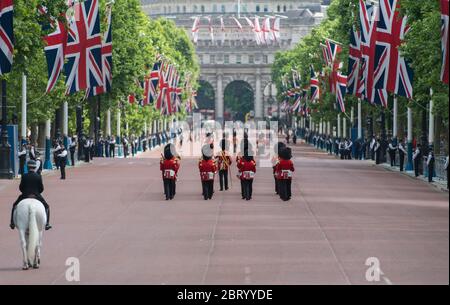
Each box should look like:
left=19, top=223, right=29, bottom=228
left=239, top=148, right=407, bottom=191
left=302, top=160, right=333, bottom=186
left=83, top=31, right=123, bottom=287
left=0, top=141, right=448, bottom=285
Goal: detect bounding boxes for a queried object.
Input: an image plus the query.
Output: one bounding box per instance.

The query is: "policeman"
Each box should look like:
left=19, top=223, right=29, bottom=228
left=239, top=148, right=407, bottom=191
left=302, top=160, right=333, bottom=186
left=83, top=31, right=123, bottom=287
left=109, top=136, right=116, bottom=158
left=398, top=139, right=407, bottom=172
left=54, top=141, right=62, bottom=170
left=10, top=160, right=52, bottom=231
left=413, top=144, right=422, bottom=177
left=69, top=137, right=77, bottom=166
left=160, top=144, right=180, bottom=200
left=276, top=147, right=295, bottom=202
left=58, top=144, right=68, bottom=180
left=388, top=139, right=397, bottom=167
left=18, top=144, right=27, bottom=176
left=215, top=139, right=232, bottom=191
left=374, top=138, right=382, bottom=165
left=83, top=137, right=90, bottom=163
left=427, top=150, right=435, bottom=183
left=199, top=144, right=217, bottom=200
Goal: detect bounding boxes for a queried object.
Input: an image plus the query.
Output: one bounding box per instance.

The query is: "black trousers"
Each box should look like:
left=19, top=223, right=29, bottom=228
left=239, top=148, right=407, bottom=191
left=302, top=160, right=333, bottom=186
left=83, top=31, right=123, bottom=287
left=19, top=157, right=26, bottom=176
left=414, top=159, right=420, bottom=177
left=109, top=145, right=115, bottom=158
left=389, top=151, right=396, bottom=166
left=202, top=181, right=214, bottom=200
left=242, top=179, right=253, bottom=200
left=399, top=152, right=405, bottom=171
left=428, top=164, right=434, bottom=182
left=375, top=151, right=381, bottom=164
left=219, top=170, right=229, bottom=191
left=279, top=179, right=292, bottom=201
left=84, top=148, right=90, bottom=162
left=163, top=179, right=176, bottom=199
left=60, top=164, right=66, bottom=179
left=11, top=194, right=50, bottom=225
left=274, top=177, right=279, bottom=194
left=70, top=151, right=76, bottom=166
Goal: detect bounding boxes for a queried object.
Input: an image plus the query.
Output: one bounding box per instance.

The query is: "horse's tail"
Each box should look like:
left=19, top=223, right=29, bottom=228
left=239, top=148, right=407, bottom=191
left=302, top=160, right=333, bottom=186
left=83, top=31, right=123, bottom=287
left=27, top=205, right=39, bottom=265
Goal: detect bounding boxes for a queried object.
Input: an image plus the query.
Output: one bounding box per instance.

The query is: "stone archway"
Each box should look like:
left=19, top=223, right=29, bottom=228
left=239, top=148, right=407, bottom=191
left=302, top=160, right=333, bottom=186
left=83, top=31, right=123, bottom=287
left=224, top=80, right=254, bottom=122
left=197, top=80, right=215, bottom=110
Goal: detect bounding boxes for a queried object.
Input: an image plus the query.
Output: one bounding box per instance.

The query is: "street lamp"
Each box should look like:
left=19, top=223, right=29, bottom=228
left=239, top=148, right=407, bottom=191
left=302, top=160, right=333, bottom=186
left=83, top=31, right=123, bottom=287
left=0, top=79, right=13, bottom=179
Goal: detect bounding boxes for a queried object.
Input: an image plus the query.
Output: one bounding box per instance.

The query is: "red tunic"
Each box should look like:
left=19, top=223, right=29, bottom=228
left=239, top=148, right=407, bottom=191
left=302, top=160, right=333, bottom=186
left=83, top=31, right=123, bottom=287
left=215, top=151, right=232, bottom=171
left=199, top=159, right=217, bottom=181
left=275, top=159, right=295, bottom=180
left=160, top=158, right=180, bottom=180
left=237, top=159, right=256, bottom=180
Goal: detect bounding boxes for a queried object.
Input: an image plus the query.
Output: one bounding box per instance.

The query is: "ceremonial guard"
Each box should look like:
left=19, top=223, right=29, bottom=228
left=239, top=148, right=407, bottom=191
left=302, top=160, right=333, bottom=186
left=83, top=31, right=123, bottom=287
left=413, top=144, right=422, bottom=177
left=215, top=139, right=232, bottom=191
left=199, top=145, right=217, bottom=200
left=160, top=144, right=180, bottom=200
left=272, top=142, right=286, bottom=195
left=58, top=144, right=68, bottom=180
left=18, top=144, right=27, bottom=176
left=237, top=149, right=256, bottom=201
left=398, top=139, right=407, bottom=172
left=276, top=147, right=295, bottom=202
left=69, top=137, right=77, bottom=166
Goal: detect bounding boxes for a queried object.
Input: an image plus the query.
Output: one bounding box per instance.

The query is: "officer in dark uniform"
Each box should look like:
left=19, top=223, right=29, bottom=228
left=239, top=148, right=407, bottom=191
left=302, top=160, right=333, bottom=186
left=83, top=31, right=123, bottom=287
left=69, top=137, right=77, bottom=166
left=10, top=160, right=52, bottom=230
left=18, top=144, right=27, bottom=176
left=427, top=150, right=435, bottom=183
left=413, top=144, right=422, bottom=177
left=398, top=139, right=407, bottom=171
left=58, top=144, right=68, bottom=180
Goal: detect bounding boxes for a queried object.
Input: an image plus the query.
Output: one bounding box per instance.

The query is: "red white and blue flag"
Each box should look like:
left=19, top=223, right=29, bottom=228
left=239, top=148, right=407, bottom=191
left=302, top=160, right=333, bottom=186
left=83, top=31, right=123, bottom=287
left=441, top=0, right=449, bottom=84
left=325, top=38, right=342, bottom=94
left=0, top=0, right=14, bottom=75
left=87, top=4, right=112, bottom=97
left=64, top=0, right=103, bottom=95
left=373, top=0, right=414, bottom=99
left=347, top=26, right=361, bottom=96
left=358, top=0, right=388, bottom=107
left=310, top=65, right=320, bottom=103
left=143, top=62, right=160, bottom=106
left=38, top=5, right=67, bottom=93
left=336, top=73, right=347, bottom=113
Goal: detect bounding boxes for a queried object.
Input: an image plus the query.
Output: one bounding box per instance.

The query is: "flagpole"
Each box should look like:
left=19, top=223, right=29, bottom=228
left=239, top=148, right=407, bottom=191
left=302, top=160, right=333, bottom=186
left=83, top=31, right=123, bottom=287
left=406, top=107, right=413, bottom=171
left=21, top=73, right=27, bottom=145
left=393, top=96, right=398, bottom=146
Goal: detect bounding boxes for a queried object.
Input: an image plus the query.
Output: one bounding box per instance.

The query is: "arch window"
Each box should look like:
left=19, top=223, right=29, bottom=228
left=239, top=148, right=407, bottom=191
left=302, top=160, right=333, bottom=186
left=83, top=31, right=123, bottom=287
left=283, top=5, right=287, bottom=12
left=277, top=5, right=281, bottom=12
left=264, top=5, right=269, bottom=12
left=193, top=5, right=198, bottom=13
left=213, top=4, right=217, bottom=12
left=221, top=5, right=226, bottom=13
left=256, top=5, right=260, bottom=12
left=183, top=6, right=186, bottom=13
left=201, top=5, right=205, bottom=13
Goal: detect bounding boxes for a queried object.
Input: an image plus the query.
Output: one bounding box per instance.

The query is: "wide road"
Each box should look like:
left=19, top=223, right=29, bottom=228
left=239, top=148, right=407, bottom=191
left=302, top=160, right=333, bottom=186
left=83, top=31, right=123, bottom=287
left=0, top=142, right=448, bottom=285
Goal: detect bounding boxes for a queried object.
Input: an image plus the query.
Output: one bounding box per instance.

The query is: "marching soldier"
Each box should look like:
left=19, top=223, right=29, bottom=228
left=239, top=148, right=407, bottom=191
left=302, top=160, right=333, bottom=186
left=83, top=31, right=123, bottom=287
left=199, top=145, right=217, bottom=200
left=237, top=149, right=256, bottom=201
left=215, top=139, right=232, bottom=191
left=160, top=144, right=180, bottom=200
left=398, top=139, right=407, bottom=172
left=413, top=144, right=422, bottom=177
left=272, top=142, right=286, bottom=195
left=18, top=144, right=27, bottom=176
left=276, top=147, right=295, bottom=202
left=57, top=144, right=68, bottom=180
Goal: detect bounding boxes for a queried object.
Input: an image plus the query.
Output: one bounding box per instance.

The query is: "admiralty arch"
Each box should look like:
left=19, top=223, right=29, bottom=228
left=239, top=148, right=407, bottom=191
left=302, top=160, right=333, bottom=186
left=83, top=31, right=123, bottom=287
left=141, top=0, right=329, bottom=122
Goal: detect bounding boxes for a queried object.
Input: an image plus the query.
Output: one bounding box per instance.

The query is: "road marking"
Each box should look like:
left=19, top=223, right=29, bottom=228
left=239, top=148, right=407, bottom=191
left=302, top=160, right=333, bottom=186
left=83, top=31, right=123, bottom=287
left=378, top=268, right=393, bottom=285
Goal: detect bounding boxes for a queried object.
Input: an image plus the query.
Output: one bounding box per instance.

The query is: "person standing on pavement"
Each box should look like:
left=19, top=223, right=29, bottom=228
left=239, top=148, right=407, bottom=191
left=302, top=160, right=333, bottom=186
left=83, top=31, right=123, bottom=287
left=375, top=138, right=381, bottom=165
left=18, top=144, right=27, bottom=176
left=58, top=144, right=68, bottom=180
left=54, top=141, right=62, bottom=170
left=398, top=139, right=407, bottom=172
left=69, top=137, right=77, bottom=166
left=109, top=136, right=116, bottom=158
left=388, top=139, right=397, bottom=167
left=427, top=150, right=435, bottom=183
left=29, top=144, right=37, bottom=161
left=35, top=151, right=43, bottom=175
left=83, top=137, right=90, bottom=163
left=445, top=155, right=449, bottom=189
left=160, top=144, right=180, bottom=200
left=199, top=145, right=217, bottom=200
left=370, top=137, right=376, bottom=160
left=413, top=144, right=422, bottom=177
left=215, top=139, right=232, bottom=191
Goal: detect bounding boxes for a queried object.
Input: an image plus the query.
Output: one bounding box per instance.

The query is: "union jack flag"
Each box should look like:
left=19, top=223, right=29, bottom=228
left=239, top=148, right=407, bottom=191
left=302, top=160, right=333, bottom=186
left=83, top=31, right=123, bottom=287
left=0, top=0, right=14, bottom=75
left=347, top=26, right=362, bottom=96
left=320, top=43, right=331, bottom=66
left=441, top=0, right=449, bottom=84
left=373, top=0, right=414, bottom=99
left=64, top=0, right=103, bottom=95
left=336, top=73, right=347, bottom=113
left=325, top=38, right=342, bottom=94
left=87, top=5, right=112, bottom=97
left=291, top=94, right=302, bottom=113
left=358, top=0, right=388, bottom=107
left=310, top=65, right=320, bottom=103
left=38, top=5, right=67, bottom=93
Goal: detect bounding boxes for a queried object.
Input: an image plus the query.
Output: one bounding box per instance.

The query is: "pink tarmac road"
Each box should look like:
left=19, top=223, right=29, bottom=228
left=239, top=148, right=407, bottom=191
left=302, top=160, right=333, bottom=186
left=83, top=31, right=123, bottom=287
left=0, top=142, right=448, bottom=285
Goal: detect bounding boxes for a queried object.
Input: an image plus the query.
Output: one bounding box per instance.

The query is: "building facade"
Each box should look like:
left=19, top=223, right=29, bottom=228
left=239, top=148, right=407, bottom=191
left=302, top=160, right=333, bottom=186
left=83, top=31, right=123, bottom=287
left=141, top=0, right=327, bottom=122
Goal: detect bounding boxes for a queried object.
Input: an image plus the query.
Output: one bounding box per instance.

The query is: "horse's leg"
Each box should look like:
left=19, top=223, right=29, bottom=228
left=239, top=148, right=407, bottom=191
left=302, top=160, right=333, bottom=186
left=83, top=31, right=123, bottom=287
left=34, top=231, right=44, bottom=268
left=18, top=229, right=29, bottom=270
